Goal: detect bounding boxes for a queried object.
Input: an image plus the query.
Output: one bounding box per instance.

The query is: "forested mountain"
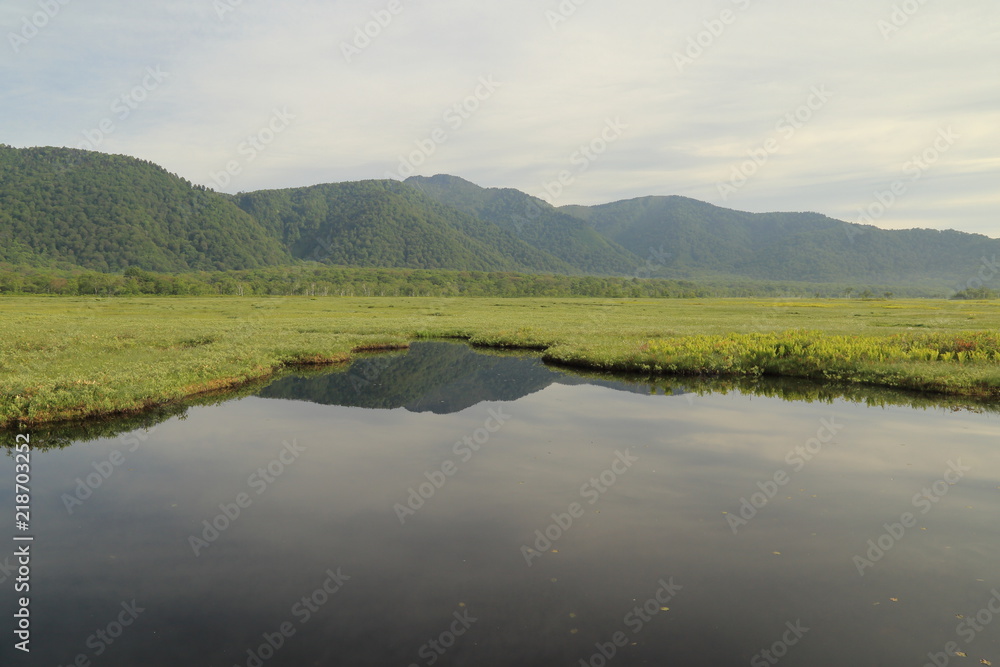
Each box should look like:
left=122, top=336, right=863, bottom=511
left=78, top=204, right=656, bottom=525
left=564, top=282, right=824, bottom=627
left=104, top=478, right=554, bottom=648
left=561, top=195, right=1000, bottom=287
left=1, top=145, right=997, bottom=292
left=404, top=174, right=640, bottom=275
left=231, top=181, right=576, bottom=274
left=0, top=146, right=289, bottom=271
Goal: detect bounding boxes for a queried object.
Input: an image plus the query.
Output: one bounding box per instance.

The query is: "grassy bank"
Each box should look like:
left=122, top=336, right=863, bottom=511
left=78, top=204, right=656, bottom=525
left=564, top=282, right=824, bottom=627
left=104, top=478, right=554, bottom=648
left=2, top=296, right=1000, bottom=428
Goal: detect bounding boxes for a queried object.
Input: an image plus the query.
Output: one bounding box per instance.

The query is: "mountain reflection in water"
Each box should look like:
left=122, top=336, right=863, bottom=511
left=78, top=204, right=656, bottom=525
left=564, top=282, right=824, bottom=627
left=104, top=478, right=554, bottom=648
left=1, top=342, right=998, bottom=667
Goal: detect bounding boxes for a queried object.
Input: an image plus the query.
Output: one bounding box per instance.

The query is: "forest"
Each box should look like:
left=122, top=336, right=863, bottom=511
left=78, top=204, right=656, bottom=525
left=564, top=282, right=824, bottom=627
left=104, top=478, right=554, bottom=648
left=0, top=264, right=951, bottom=299
left=2, top=145, right=999, bottom=297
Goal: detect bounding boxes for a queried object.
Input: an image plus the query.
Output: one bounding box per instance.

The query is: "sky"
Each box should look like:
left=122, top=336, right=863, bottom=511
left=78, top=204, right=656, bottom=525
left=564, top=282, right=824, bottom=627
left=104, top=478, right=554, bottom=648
left=1, top=0, right=998, bottom=235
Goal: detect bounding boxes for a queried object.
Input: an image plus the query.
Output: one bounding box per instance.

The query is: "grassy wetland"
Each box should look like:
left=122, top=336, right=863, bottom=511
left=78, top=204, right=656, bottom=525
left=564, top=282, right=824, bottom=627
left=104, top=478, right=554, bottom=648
left=3, top=296, right=1000, bottom=428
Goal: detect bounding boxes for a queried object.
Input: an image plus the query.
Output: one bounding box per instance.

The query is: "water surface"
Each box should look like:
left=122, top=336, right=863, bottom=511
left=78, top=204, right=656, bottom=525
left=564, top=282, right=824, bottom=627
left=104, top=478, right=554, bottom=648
left=2, top=342, right=999, bottom=666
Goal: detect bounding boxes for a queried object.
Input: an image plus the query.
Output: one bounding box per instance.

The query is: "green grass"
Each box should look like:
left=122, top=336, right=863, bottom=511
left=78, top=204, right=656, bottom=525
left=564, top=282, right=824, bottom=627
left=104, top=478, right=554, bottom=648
left=2, top=296, right=1000, bottom=428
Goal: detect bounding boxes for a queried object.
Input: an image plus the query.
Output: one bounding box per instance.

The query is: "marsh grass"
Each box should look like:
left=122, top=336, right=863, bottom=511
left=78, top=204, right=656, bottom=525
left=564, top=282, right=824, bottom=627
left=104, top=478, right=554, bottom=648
left=2, top=296, right=1000, bottom=427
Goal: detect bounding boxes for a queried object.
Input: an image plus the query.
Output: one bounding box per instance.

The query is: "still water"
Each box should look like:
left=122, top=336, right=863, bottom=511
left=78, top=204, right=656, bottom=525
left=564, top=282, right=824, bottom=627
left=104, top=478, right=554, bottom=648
left=2, top=342, right=999, bottom=666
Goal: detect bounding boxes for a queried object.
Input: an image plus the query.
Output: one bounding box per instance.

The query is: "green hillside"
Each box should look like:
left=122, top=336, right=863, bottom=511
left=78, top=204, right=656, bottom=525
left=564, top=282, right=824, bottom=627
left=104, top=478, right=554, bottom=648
left=232, top=180, right=577, bottom=274
left=561, top=195, right=999, bottom=287
left=405, top=174, right=640, bottom=275
left=0, top=145, right=290, bottom=271
left=2, top=144, right=997, bottom=292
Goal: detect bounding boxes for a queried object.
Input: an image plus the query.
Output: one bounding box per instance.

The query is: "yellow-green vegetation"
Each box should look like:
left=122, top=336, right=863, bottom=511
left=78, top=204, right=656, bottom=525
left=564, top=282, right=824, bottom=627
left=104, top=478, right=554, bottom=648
left=2, top=296, right=1000, bottom=428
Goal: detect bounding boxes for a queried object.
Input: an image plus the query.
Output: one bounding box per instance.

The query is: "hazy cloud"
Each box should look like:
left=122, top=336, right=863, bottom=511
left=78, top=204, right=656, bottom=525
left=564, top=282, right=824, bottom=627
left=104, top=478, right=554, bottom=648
left=2, top=0, right=997, bottom=233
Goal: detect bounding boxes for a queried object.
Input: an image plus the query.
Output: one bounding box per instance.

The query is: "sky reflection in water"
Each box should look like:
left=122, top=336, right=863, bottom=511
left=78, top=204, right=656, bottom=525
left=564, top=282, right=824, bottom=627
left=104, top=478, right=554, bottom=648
left=1, top=342, right=999, bottom=666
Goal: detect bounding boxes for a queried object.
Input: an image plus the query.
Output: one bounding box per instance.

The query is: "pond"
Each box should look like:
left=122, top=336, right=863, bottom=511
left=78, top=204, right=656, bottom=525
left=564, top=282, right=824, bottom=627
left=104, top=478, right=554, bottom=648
left=2, top=341, right=999, bottom=666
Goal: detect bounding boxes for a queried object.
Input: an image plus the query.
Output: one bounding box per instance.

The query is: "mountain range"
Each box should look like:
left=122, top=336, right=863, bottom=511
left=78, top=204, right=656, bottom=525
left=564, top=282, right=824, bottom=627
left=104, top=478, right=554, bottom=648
left=1, top=144, right=994, bottom=291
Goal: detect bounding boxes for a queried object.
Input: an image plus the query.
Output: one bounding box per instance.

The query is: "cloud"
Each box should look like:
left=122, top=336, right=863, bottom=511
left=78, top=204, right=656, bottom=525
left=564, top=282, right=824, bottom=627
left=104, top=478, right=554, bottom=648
left=2, top=0, right=997, bottom=234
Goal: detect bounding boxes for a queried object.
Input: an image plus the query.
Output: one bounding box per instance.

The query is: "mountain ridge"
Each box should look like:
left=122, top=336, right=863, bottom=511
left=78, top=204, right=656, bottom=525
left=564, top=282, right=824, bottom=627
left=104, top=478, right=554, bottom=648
left=1, top=145, right=994, bottom=292
left=0, top=145, right=291, bottom=271
left=405, top=174, right=641, bottom=275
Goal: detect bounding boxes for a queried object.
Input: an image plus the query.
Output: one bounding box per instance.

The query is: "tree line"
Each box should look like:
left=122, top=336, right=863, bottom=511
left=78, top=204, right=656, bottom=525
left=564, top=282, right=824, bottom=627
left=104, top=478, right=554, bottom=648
left=0, top=264, right=954, bottom=299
